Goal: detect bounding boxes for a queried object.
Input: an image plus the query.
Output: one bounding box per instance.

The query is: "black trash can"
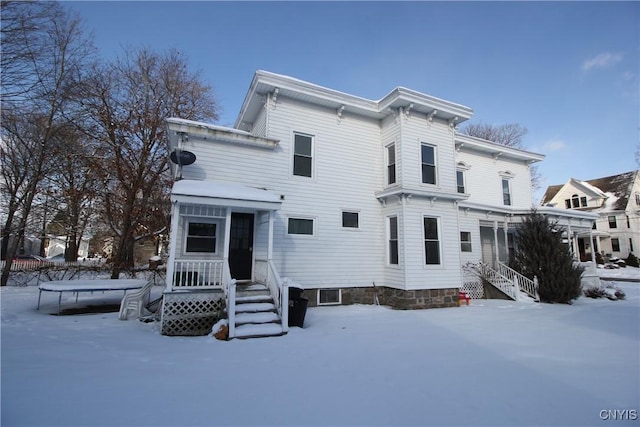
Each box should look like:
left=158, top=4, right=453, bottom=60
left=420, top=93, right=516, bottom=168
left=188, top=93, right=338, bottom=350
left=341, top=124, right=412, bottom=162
left=288, top=287, right=308, bottom=328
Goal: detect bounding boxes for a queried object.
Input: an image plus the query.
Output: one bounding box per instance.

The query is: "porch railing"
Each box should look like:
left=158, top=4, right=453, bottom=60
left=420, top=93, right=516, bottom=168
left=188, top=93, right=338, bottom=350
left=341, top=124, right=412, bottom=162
left=171, top=259, right=225, bottom=290
left=224, top=261, right=237, bottom=339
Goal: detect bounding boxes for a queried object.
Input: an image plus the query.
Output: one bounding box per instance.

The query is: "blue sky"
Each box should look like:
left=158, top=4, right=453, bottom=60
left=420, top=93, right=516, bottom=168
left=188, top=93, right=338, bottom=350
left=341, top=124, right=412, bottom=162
left=66, top=1, right=639, bottom=201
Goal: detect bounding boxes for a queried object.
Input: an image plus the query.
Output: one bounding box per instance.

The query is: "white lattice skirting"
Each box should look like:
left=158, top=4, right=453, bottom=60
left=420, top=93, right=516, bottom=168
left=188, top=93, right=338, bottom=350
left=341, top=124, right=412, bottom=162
left=460, top=280, right=485, bottom=299
left=161, top=290, right=225, bottom=336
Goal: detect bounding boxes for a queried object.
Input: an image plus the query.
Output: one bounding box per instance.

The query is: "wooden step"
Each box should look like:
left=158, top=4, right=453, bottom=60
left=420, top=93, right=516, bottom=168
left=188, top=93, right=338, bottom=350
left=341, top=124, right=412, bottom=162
left=235, top=302, right=276, bottom=314
left=235, top=311, right=280, bottom=325
left=236, top=294, right=273, bottom=304
left=234, top=323, right=285, bottom=339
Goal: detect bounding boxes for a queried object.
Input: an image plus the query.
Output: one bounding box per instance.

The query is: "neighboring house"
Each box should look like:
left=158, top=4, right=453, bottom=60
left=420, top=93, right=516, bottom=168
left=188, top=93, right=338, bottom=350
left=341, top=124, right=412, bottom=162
left=541, top=171, right=640, bottom=261
left=160, top=71, right=597, bottom=338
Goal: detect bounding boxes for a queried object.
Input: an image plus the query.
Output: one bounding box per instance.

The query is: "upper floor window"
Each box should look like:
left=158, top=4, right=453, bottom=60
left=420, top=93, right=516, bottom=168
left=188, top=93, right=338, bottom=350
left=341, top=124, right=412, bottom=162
left=636, top=193, right=640, bottom=205
left=502, top=179, right=511, bottom=206
left=293, top=133, right=313, bottom=177
left=456, top=170, right=465, bottom=194
left=423, top=217, right=441, bottom=265
left=388, top=216, right=399, bottom=265
left=421, top=143, right=436, bottom=185
left=627, top=215, right=631, bottom=228
left=608, top=216, right=617, bottom=229
left=185, top=221, right=217, bottom=253
left=567, top=194, right=587, bottom=209
left=387, top=144, right=396, bottom=185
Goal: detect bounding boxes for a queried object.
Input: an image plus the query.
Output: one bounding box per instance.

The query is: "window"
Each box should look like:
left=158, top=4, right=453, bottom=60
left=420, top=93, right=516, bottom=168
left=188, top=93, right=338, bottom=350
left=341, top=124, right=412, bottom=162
left=611, top=238, right=620, bottom=252
left=571, top=194, right=580, bottom=208
left=421, top=143, right=436, bottom=185
left=387, top=144, right=396, bottom=185
left=630, top=238, right=634, bottom=253
left=636, top=193, right=640, bottom=206
left=388, top=216, right=398, bottom=265
left=502, top=179, right=511, bottom=206
left=342, top=211, right=359, bottom=228
left=580, top=196, right=587, bottom=207
left=293, top=133, right=313, bottom=177
left=608, top=216, right=617, bottom=229
left=288, top=218, right=314, bottom=235
left=318, top=289, right=341, bottom=305
left=423, top=217, right=440, bottom=265
left=185, top=222, right=217, bottom=253
left=456, top=170, right=465, bottom=194
left=565, top=199, right=571, bottom=209
left=627, top=215, right=631, bottom=228
left=460, top=231, right=472, bottom=252
left=592, top=222, right=597, bottom=230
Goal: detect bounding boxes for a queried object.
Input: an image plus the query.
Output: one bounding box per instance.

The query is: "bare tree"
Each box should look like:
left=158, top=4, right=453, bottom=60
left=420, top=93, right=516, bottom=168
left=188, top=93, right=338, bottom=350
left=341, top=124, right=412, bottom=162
left=459, top=121, right=543, bottom=192
left=0, top=2, right=93, bottom=286
left=77, top=48, right=218, bottom=278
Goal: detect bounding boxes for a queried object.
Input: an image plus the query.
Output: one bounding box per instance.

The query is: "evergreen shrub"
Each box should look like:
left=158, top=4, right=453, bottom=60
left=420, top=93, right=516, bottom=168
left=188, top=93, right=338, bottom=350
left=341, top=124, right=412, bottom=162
left=510, top=209, right=583, bottom=304
left=625, top=253, right=639, bottom=268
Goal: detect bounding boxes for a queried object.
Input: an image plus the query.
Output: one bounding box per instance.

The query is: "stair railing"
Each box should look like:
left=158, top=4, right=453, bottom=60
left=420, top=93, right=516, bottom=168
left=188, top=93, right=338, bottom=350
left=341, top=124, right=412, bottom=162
left=497, top=262, right=539, bottom=301
left=267, top=260, right=289, bottom=334
left=478, top=263, right=519, bottom=300
left=223, top=260, right=236, bottom=339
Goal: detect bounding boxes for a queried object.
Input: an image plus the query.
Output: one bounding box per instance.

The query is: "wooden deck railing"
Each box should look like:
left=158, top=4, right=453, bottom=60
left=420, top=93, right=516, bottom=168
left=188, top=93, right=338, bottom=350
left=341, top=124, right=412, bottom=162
left=171, top=259, right=225, bottom=290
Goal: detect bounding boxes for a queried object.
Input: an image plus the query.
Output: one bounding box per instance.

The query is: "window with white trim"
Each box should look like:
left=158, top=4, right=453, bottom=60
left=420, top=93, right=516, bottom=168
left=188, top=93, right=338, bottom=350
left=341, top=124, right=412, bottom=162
left=342, top=211, right=359, bottom=228
left=457, top=170, right=466, bottom=193
left=185, top=221, right=217, bottom=253
left=388, top=216, right=399, bottom=265
left=421, top=143, right=436, bottom=185
left=608, top=216, right=617, bottom=229
left=293, top=133, right=313, bottom=177
left=460, top=231, right=472, bottom=252
left=502, top=179, right=511, bottom=206
left=318, top=289, right=341, bottom=305
left=387, top=144, right=396, bottom=185
left=288, top=218, right=314, bottom=235
left=423, top=217, right=440, bottom=265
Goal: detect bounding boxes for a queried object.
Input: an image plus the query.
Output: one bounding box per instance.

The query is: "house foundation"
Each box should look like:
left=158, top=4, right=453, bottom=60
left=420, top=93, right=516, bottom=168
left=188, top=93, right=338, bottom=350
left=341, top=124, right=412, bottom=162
left=303, top=286, right=460, bottom=309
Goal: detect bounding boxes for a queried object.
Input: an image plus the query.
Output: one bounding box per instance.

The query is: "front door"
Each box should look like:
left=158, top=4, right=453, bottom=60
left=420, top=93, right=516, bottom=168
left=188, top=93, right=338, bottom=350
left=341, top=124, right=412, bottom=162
left=229, top=213, right=254, bottom=280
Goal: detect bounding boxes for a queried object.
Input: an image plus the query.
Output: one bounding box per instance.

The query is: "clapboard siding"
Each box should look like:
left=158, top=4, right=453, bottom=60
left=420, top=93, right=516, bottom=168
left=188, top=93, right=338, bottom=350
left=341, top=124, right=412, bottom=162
left=381, top=114, right=401, bottom=189
left=458, top=213, right=483, bottom=265
left=456, top=149, right=534, bottom=208
left=401, top=199, right=462, bottom=290
left=402, top=113, right=458, bottom=193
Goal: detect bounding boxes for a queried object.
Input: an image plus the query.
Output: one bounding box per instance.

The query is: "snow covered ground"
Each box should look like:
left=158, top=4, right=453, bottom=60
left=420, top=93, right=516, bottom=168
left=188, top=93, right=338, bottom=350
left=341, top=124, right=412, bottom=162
left=2, top=271, right=639, bottom=427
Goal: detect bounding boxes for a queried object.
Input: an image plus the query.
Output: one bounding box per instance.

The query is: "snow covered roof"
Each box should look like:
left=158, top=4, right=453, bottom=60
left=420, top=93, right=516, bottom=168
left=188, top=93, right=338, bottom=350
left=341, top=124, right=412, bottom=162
left=171, top=180, right=282, bottom=210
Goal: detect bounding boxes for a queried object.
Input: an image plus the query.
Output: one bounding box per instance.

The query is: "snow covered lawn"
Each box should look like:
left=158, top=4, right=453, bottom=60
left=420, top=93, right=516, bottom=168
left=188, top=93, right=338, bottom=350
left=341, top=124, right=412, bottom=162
left=2, top=278, right=639, bottom=427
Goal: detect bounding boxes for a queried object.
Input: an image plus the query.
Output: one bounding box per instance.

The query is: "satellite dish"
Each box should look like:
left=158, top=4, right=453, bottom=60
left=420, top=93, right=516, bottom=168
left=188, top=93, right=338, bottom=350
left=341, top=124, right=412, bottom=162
left=170, top=150, right=196, bottom=166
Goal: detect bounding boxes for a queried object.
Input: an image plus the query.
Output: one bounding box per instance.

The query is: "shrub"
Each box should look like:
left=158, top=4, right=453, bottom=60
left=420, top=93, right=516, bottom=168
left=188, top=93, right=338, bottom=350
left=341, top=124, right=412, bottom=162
left=595, top=252, right=605, bottom=265
left=510, top=209, right=583, bottom=304
left=583, top=286, right=607, bottom=299
left=626, top=253, right=639, bottom=268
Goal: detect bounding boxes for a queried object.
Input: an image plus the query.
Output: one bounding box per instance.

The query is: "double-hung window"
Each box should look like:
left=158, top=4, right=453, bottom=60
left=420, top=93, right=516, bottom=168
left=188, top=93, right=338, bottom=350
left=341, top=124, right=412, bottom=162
left=611, top=238, right=620, bottom=252
left=502, top=179, right=511, bottom=206
left=421, top=143, right=436, bottom=185
left=608, top=216, right=617, bottom=229
left=460, top=231, right=472, bottom=252
left=293, top=133, right=313, bottom=177
left=185, top=221, right=217, bottom=253
left=388, top=216, right=398, bottom=265
left=456, top=170, right=465, bottom=194
left=387, top=144, right=396, bottom=185
left=423, top=217, right=440, bottom=265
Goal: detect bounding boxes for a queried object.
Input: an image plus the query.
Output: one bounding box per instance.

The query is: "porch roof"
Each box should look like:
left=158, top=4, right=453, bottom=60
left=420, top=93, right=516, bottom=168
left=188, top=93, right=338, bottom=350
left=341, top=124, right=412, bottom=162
left=171, top=180, right=282, bottom=210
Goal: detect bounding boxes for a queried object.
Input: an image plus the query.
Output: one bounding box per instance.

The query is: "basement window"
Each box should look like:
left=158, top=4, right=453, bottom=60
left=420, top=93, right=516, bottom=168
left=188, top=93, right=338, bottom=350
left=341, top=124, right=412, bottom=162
left=318, top=289, right=341, bottom=305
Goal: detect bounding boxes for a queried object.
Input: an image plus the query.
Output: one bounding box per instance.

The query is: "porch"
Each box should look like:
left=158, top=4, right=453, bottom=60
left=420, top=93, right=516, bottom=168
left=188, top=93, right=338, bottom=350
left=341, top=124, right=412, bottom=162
left=160, top=180, right=290, bottom=338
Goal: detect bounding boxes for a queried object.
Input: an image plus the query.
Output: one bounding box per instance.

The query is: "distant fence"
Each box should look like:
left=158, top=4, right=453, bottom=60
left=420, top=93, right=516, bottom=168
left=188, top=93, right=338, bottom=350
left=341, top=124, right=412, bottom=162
left=0, top=260, right=105, bottom=271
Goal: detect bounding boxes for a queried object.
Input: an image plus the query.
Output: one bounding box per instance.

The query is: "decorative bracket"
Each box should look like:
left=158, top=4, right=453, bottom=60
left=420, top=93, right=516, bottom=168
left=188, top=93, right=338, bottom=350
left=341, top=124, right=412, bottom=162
left=271, top=88, right=279, bottom=110
left=427, top=110, right=438, bottom=127
left=337, top=105, right=345, bottom=123
left=448, top=116, right=459, bottom=131
left=493, top=152, right=503, bottom=161
left=403, top=103, right=414, bottom=121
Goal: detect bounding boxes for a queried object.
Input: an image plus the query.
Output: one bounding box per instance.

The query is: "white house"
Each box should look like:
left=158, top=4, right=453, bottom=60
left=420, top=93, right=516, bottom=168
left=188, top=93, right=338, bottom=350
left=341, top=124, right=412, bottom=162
left=541, top=170, right=640, bottom=261
left=160, top=71, right=597, bottom=338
